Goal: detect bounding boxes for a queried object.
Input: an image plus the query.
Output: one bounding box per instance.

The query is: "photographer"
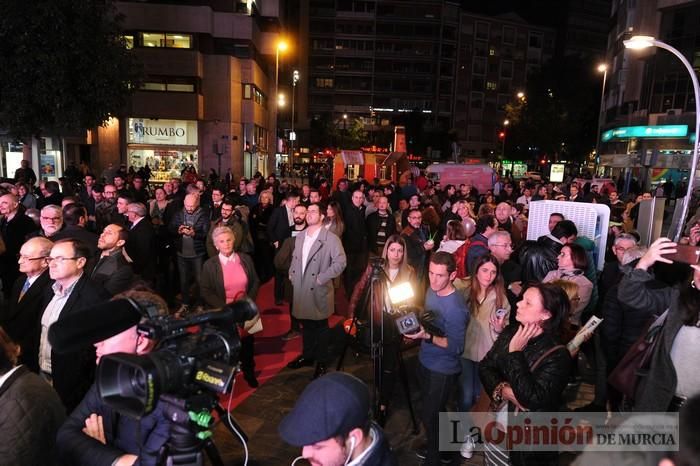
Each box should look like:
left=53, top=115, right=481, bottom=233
left=404, top=252, right=469, bottom=465
left=56, top=290, right=170, bottom=466
left=347, top=234, right=417, bottom=424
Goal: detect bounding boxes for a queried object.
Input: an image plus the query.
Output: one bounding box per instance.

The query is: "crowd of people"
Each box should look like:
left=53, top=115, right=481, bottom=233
left=1, top=160, right=699, bottom=466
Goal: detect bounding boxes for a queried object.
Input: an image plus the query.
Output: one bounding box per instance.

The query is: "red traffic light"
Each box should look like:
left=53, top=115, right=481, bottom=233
left=498, top=132, right=505, bottom=139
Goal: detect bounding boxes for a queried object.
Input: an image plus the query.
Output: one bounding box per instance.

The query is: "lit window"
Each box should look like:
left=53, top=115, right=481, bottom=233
left=166, top=83, right=194, bottom=92
left=486, top=81, right=497, bottom=91
left=123, top=35, right=134, bottom=49
left=166, top=34, right=192, bottom=49
left=243, top=84, right=252, bottom=99
left=139, top=32, right=193, bottom=49
left=141, top=82, right=167, bottom=91
left=142, top=33, right=165, bottom=47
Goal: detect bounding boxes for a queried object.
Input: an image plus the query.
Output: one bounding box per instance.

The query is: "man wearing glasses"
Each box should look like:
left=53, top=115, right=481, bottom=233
left=0, top=193, right=39, bottom=299
left=95, top=184, right=118, bottom=233
left=2, top=237, right=53, bottom=368
left=39, top=205, right=64, bottom=238
left=488, top=230, right=522, bottom=311
left=37, top=238, right=106, bottom=411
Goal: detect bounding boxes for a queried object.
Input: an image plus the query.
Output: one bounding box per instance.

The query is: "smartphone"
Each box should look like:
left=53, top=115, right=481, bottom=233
left=665, top=244, right=700, bottom=265
left=495, top=308, right=508, bottom=319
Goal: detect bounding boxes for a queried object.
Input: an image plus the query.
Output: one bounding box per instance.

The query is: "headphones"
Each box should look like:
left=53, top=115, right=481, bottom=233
left=343, top=436, right=357, bottom=466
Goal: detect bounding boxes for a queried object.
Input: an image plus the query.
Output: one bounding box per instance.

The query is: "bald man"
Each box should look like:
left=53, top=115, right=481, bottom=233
left=168, top=193, right=209, bottom=308
left=1, top=237, right=54, bottom=368
left=0, top=194, right=40, bottom=298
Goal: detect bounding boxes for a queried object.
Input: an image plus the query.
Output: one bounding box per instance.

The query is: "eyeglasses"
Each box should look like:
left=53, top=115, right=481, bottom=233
left=40, top=216, right=62, bottom=222
left=46, top=256, right=81, bottom=264
left=493, top=243, right=513, bottom=249
left=409, top=216, right=422, bottom=220
left=17, top=254, right=47, bottom=261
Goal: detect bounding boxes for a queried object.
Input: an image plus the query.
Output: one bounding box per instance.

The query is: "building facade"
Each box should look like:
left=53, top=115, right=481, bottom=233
left=296, top=0, right=460, bottom=152
left=87, top=0, right=283, bottom=181
left=454, top=12, right=555, bottom=158
left=599, top=0, right=700, bottom=186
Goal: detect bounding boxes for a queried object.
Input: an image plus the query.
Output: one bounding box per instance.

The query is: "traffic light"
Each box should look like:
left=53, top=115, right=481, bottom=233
left=498, top=132, right=505, bottom=139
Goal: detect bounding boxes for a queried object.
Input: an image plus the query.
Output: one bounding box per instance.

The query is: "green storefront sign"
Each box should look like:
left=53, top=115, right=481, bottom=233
left=601, top=125, right=688, bottom=142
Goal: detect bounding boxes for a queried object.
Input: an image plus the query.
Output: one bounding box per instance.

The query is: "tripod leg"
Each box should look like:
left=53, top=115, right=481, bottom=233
left=398, top=349, right=419, bottom=434
left=202, top=439, right=225, bottom=466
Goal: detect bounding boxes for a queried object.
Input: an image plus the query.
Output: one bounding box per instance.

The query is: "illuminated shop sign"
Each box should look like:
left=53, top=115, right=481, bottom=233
left=601, top=125, right=688, bottom=142
left=128, top=118, right=198, bottom=145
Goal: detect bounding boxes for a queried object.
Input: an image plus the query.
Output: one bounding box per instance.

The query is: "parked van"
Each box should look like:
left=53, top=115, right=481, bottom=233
left=425, top=163, right=495, bottom=193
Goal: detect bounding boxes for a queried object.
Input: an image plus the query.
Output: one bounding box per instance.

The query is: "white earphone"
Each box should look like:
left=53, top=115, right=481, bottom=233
left=343, top=436, right=357, bottom=466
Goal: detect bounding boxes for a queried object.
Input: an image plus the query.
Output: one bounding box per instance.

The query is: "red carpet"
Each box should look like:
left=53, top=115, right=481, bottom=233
left=223, top=280, right=348, bottom=408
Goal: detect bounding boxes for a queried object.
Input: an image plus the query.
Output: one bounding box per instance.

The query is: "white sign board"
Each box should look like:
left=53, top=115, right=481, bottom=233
left=550, top=164, right=565, bottom=183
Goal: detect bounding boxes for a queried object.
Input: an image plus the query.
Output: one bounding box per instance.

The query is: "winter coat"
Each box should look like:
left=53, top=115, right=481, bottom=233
left=479, top=325, right=572, bottom=412
left=57, top=383, right=170, bottom=466
left=289, top=228, right=346, bottom=320
left=168, top=207, right=210, bottom=256
left=199, top=252, right=260, bottom=308
left=617, top=268, right=687, bottom=411
left=0, top=366, right=65, bottom=466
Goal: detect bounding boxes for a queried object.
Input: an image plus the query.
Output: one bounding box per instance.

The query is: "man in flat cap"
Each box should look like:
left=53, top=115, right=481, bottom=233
left=279, top=372, right=397, bottom=466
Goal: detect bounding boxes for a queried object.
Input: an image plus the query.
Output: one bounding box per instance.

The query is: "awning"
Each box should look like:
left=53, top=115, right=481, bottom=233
left=381, top=151, right=404, bottom=167
left=341, top=150, right=364, bottom=165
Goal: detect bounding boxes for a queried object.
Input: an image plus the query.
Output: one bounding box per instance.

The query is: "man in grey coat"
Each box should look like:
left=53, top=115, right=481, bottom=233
left=287, top=202, right=347, bottom=378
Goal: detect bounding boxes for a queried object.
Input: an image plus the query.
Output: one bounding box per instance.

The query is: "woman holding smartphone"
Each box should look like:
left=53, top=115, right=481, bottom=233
left=456, top=254, right=510, bottom=458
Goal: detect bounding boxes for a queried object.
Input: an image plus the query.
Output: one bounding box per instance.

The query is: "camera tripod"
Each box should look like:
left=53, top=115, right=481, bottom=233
left=157, top=394, right=248, bottom=466
left=337, top=259, right=419, bottom=432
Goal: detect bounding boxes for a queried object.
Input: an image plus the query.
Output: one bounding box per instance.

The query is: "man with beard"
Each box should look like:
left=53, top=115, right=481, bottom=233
left=95, top=184, right=119, bottom=233
left=38, top=205, right=65, bottom=239
left=206, top=199, right=252, bottom=257
left=494, top=201, right=523, bottom=247
left=279, top=372, right=397, bottom=466
left=275, top=204, right=308, bottom=340
left=168, top=193, right=209, bottom=309
left=91, top=224, right=134, bottom=296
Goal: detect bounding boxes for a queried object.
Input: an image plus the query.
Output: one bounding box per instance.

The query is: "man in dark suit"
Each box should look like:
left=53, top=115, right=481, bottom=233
left=37, top=238, right=108, bottom=412
left=92, top=224, right=134, bottom=296
left=267, top=191, right=300, bottom=305
left=52, top=203, right=99, bottom=260
left=1, top=236, right=54, bottom=369
left=342, top=190, right=368, bottom=294
left=124, top=202, right=156, bottom=285
left=0, top=193, right=39, bottom=298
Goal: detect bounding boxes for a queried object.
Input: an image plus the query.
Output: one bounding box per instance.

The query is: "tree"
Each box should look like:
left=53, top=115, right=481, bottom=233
left=0, top=0, right=142, bottom=138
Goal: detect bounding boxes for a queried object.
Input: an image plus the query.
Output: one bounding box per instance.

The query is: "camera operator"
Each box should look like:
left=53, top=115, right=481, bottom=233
left=56, top=290, right=170, bottom=466
left=279, top=372, right=397, bottom=466
left=404, top=251, right=469, bottom=465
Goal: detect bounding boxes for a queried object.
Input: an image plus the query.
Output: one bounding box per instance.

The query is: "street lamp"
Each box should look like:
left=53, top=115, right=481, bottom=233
left=501, top=119, right=509, bottom=158
left=595, top=64, right=608, bottom=168
left=342, top=113, right=348, bottom=148
left=273, top=40, right=288, bottom=171
left=291, top=70, right=299, bottom=168
left=624, top=35, right=700, bottom=241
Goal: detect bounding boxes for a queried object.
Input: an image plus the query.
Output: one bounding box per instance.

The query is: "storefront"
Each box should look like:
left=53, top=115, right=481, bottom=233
left=126, top=118, right=198, bottom=183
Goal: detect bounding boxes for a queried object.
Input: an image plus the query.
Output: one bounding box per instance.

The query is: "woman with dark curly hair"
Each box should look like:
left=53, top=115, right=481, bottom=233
left=478, top=282, right=572, bottom=466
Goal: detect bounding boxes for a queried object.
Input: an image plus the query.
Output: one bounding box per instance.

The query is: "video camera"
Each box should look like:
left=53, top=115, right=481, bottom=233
left=97, top=298, right=258, bottom=419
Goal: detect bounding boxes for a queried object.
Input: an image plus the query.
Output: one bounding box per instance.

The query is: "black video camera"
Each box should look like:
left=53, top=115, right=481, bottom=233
left=97, top=298, right=258, bottom=418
